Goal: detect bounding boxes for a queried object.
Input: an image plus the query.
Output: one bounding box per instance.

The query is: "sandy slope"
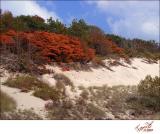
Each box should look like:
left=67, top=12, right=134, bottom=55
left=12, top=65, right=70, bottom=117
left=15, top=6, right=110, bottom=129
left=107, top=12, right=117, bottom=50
left=0, top=58, right=159, bottom=118
left=45, top=58, right=159, bottom=87
left=0, top=85, right=47, bottom=118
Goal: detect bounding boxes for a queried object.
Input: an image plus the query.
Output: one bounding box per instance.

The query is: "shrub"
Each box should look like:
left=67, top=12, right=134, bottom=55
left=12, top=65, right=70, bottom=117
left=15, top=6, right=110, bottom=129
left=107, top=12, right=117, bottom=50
left=54, top=73, right=74, bottom=88
left=1, top=30, right=95, bottom=64
left=0, top=38, right=48, bottom=74
left=4, top=75, right=65, bottom=101
left=92, top=56, right=106, bottom=67
left=4, top=75, right=51, bottom=92
left=88, top=26, right=127, bottom=58
left=47, top=98, right=106, bottom=120
left=138, top=75, right=160, bottom=98
left=59, top=62, right=91, bottom=71
left=86, top=103, right=106, bottom=119
left=0, top=91, right=16, bottom=112
left=55, top=80, right=66, bottom=90
left=33, top=87, right=62, bottom=101
left=137, top=75, right=160, bottom=110
left=47, top=85, right=136, bottom=120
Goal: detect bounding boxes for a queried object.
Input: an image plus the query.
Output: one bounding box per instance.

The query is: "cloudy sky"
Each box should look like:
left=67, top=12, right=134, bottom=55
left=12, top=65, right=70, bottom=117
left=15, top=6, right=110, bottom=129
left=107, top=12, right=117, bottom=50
left=1, top=0, right=159, bottom=41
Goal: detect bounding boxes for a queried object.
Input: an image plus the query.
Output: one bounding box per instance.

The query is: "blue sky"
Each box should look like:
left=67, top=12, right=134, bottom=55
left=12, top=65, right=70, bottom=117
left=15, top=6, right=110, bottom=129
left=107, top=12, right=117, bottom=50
left=37, top=1, right=111, bottom=32
left=1, top=0, right=159, bottom=42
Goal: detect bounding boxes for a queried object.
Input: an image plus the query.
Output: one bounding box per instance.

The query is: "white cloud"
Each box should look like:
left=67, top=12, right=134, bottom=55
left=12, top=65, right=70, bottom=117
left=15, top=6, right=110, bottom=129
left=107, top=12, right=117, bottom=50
left=87, top=1, right=159, bottom=41
left=1, top=0, right=60, bottom=20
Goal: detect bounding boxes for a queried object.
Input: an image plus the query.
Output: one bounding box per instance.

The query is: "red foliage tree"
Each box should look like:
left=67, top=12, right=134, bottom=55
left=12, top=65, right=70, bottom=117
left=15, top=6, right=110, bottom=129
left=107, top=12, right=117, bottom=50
left=89, top=26, right=126, bottom=57
left=1, top=30, right=95, bottom=63
left=0, top=35, right=15, bottom=45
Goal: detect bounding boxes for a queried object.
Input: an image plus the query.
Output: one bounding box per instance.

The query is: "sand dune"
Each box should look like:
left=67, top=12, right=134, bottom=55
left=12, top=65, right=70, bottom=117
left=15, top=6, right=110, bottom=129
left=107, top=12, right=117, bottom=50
left=44, top=58, right=159, bottom=87
left=0, top=58, right=159, bottom=118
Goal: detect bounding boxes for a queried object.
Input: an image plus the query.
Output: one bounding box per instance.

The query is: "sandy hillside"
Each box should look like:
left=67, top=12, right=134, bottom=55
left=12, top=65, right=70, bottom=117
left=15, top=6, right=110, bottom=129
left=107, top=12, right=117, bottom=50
left=44, top=58, right=159, bottom=87
left=0, top=58, right=159, bottom=118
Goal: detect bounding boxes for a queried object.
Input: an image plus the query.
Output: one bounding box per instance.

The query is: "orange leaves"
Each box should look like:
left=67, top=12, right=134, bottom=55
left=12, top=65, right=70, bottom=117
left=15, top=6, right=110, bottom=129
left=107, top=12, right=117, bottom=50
left=89, top=27, right=126, bottom=57
left=5, top=30, right=16, bottom=36
left=1, top=30, right=95, bottom=63
left=111, top=45, right=125, bottom=57
left=1, top=30, right=16, bottom=46
left=104, top=39, right=125, bottom=57
left=87, top=48, right=95, bottom=60
left=0, top=35, right=15, bottom=45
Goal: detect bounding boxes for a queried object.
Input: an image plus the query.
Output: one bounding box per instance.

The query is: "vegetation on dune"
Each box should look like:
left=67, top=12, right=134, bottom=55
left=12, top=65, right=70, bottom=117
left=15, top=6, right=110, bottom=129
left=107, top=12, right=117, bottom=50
left=4, top=75, right=51, bottom=92
left=0, top=30, right=95, bottom=63
left=138, top=76, right=160, bottom=98
left=0, top=91, right=16, bottom=112
left=2, top=74, right=160, bottom=119
left=1, top=11, right=159, bottom=74
left=53, top=73, right=74, bottom=88
left=47, top=75, right=160, bottom=120
left=106, top=34, right=160, bottom=60
left=46, top=75, right=160, bottom=120
left=3, top=74, right=71, bottom=101
left=33, top=87, right=62, bottom=101
left=137, top=75, right=160, bottom=111
left=0, top=109, right=42, bottom=120
left=126, top=75, right=160, bottom=117
left=1, top=10, right=159, bottom=120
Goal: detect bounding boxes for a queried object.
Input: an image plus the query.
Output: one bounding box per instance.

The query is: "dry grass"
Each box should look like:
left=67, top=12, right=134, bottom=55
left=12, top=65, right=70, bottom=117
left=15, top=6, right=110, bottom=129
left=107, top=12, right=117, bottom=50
left=4, top=75, right=51, bottom=92
left=3, top=74, right=159, bottom=120
left=0, top=109, right=42, bottom=120
left=3, top=75, right=64, bottom=101
left=33, top=86, right=63, bottom=101
left=47, top=98, right=106, bottom=120
left=0, top=91, right=16, bottom=113
left=54, top=73, right=74, bottom=88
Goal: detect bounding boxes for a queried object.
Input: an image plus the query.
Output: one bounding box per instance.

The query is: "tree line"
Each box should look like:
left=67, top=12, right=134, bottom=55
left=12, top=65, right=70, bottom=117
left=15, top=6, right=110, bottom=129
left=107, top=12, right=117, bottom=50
left=1, top=10, right=159, bottom=60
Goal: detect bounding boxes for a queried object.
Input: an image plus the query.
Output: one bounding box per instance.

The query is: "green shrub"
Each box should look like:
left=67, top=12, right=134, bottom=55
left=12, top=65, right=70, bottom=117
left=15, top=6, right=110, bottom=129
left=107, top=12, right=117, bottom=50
left=138, top=75, right=160, bottom=98
left=138, top=75, right=160, bottom=110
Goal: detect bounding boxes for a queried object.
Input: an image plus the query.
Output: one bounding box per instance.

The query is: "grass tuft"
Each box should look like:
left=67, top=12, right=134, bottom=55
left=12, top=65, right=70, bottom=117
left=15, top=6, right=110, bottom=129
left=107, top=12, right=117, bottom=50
left=0, top=91, right=16, bottom=112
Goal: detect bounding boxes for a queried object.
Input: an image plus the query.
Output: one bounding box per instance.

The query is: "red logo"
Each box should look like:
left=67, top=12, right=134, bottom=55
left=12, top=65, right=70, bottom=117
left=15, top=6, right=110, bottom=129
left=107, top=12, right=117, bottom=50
left=135, top=121, right=154, bottom=133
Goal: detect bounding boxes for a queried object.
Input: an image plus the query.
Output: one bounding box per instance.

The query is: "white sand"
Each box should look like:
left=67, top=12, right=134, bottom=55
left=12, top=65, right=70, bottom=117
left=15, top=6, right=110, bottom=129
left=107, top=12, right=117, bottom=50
left=0, top=85, right=47, bottom=118
left=41, top=74, right=56, bottom=86
left=45, top=58, right=159, bottom=87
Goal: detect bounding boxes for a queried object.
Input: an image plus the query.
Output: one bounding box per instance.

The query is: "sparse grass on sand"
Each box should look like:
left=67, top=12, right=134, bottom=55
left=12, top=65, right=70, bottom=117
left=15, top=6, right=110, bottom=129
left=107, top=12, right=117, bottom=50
left=2, top=74, right=160, bottom=119
left=4, top=75, right=49, bottom=92
left=1, top=109, right=42, bottom=120
left=4, top=75, right=67, bottom=101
